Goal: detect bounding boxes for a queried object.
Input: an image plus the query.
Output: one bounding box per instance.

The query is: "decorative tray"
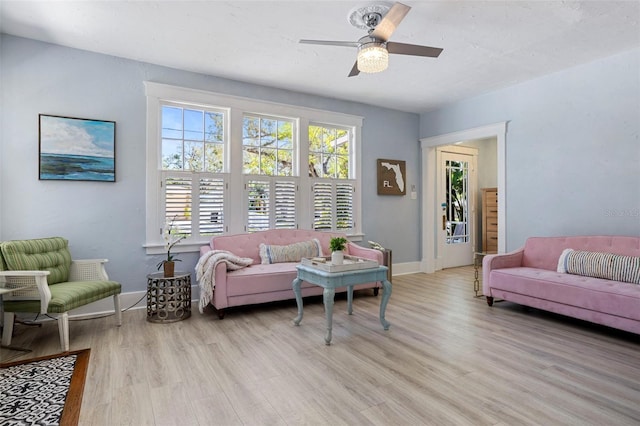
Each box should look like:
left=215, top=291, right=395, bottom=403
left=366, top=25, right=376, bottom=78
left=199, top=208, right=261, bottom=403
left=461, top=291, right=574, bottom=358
left=301, top=255, right=379, bottom=273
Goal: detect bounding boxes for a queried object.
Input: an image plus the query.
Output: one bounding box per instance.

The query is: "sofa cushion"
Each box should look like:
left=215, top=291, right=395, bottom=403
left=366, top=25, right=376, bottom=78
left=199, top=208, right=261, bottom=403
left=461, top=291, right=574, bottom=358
left=3, top=280, right=121, bottom=313
left=489, top=267, right=640, bottom=321
left=225, top=263, right=372, bottom=298
left=561, top=250, right=640, bottom=284
left=259, top=239, right=322, bottom=264
left=226, top=263, right=301, bottom=296
left=0, top=237, right=71, bottom=284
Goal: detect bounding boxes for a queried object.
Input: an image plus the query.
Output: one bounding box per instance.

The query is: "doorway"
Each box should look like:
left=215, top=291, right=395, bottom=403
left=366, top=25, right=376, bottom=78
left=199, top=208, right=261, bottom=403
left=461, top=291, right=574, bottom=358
left=437, top=147, right=477, bottom=268
left=419, top=122, right=507, bottom=274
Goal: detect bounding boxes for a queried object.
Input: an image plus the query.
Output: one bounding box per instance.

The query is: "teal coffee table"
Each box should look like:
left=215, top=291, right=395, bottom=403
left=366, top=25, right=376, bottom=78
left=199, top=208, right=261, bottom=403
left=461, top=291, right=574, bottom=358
left=292, top=263, right=391, bottom=345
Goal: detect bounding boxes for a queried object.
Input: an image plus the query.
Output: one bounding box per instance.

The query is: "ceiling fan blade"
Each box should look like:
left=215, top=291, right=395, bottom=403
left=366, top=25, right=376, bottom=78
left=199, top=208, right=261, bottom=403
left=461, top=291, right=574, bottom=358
left=299, top=39, right=360, bottom=48
left=387, top=42, right=443, bottom=58
left=370, top=2, right=411, bottom=42
left=348, top=61, right=360, bottom=77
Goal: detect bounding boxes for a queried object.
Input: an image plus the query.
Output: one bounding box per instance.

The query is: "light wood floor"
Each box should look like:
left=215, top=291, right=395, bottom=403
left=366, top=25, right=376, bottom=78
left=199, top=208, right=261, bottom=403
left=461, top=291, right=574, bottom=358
left=3, top=266, right=639, bottom=425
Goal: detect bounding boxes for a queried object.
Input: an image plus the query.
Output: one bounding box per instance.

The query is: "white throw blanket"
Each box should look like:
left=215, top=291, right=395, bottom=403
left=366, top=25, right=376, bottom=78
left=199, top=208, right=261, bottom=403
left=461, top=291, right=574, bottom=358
left=195, top=250, right=254, bottom=313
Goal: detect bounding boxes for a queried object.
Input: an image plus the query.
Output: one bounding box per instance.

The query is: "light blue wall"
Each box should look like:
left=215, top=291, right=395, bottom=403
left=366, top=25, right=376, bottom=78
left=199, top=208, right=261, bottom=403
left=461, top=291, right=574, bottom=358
left=0, top=35, right=421, bottom=293
left=420, top=48, right=640, bottom=250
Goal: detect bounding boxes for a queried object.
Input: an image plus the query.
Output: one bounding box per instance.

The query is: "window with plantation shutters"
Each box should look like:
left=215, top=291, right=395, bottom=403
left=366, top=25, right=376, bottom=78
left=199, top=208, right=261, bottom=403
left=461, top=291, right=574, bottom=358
left=309, top=123, right=356, bottom=233
left=312, top=180, right=355, bottom=232
left=199, top=177, right=225, bottom=236
left=162, top=172, right=227, bottom=238
left=336, top=182, right=354, bottom=231
left=243, top=113, right=298, bottom=232
left=146, top=83, right=362, bottom=254
left=163, top=174, right=193, bottom=236
left=246, top=177, right=297, bottom=231
left=312, top=182, right=332, bottom=230
left=274, top=180, right=297, bottom=228
left=246, top=180, right=270, bottom=232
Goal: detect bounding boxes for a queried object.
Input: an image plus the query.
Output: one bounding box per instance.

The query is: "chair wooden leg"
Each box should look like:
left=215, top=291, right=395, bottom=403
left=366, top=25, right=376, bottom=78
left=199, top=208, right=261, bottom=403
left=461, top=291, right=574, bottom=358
left=114, top=294, right=122, bottom=326
left=2, top=312, right=15, bottom=346
left=58, top=312, right=69, bottom=352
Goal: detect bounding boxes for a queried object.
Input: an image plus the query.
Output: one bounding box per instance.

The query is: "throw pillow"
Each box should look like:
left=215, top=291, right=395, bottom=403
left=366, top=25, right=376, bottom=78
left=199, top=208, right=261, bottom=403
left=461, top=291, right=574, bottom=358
left=564, top=250, right=640, bottom=284
left=259, top=239, right=323, bottom=264
left=557, top=248, right=574, bottom=273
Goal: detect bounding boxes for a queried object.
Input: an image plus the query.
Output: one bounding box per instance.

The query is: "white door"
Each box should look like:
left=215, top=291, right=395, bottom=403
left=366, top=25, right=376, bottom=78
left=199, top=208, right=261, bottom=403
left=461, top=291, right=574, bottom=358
left=437, top=148, right=477, bottom=268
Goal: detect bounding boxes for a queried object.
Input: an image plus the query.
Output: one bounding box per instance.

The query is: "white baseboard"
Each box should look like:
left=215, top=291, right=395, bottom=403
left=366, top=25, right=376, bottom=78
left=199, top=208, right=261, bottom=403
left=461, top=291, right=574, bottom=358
left=391, top=261, right=423, bottom=276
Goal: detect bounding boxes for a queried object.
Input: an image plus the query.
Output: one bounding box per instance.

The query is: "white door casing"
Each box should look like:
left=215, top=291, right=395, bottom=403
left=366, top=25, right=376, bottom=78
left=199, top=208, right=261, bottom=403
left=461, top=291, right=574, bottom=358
left=420, top=122, right=507, bottom=273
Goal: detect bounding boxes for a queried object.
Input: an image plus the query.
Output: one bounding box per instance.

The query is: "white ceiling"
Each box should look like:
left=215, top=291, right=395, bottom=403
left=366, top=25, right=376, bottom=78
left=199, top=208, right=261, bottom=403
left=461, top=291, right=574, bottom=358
left=1, top=1, right=639, bottom=113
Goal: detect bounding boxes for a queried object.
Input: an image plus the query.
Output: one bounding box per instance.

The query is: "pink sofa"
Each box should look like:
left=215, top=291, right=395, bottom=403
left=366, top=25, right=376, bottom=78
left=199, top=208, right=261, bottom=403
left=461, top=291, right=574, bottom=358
left=483, top=236, right=640, bottom=334
left=199, top=229, right=383, bottom=319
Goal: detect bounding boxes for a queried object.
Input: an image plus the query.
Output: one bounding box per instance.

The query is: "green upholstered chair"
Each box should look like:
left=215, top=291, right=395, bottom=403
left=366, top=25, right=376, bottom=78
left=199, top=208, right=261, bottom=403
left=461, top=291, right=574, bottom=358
left=0, top=237, right=121, bottom=351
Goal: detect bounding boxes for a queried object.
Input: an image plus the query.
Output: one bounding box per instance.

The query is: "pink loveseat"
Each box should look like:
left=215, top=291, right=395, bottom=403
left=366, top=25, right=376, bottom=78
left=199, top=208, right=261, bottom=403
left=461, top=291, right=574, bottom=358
left=199, top=229, right=383, bottom=319
left=483, top=236, right=640, bottom=334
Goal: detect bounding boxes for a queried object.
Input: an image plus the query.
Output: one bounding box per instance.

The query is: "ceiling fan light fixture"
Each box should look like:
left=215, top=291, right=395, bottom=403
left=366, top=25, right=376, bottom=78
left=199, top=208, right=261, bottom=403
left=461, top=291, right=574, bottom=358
left=357, top=44, right=389, bottom=73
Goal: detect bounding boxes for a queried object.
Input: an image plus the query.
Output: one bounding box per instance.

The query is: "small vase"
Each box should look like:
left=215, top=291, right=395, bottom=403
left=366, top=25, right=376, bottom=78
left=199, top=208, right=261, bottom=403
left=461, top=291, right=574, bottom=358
left=331, top=251, right=344, bottom=265
left=163, top=261, right=175, bottom=278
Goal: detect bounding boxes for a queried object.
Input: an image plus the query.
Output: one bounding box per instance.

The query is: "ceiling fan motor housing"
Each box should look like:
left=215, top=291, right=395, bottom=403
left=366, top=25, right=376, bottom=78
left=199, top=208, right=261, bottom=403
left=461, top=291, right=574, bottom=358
left=348, top=2, right=393, bottom=31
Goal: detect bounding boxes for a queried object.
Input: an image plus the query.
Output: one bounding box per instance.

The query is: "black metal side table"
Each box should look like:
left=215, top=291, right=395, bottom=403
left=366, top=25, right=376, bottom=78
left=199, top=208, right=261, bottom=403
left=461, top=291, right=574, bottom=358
left=146, top=272, right=191, bottom=323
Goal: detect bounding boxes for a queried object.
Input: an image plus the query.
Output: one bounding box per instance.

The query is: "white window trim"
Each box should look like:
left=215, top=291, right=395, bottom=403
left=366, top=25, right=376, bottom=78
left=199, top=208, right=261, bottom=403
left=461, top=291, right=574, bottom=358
left=144, top=82, right=363, bottom=254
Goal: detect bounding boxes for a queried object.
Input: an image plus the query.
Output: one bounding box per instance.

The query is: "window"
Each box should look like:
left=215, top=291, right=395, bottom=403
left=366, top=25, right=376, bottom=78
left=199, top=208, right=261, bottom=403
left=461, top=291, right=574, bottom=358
left=163, top=174, right=227, bottom=237
left=161, top=105, right=224, bottom=172
left=243, top=114, right=298, bottom=231
left=246, top=178, right=297, bottom=231
left=145, top=82, right=363, bottom=254
left=160, top=104, right=227, bottom=240
left=444, top=159, right=469, bottom=244
left=243, top=115, right=294, bottom=176
left=309, top=124, right=355, bottom=232
left=309, top=125, right=349, bottom=179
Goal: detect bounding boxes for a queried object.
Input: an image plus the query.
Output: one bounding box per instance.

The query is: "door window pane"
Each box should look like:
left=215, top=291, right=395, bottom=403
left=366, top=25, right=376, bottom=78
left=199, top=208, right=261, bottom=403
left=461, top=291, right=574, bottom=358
left=445, top=160, right=469, bottom=244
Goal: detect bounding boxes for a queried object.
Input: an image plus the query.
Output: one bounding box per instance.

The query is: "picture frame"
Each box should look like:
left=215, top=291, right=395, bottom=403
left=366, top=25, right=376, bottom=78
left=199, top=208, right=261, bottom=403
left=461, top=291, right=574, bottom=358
left=377, top=158, right=406, bottom=195
left=39, top=114, right=116, bottom=182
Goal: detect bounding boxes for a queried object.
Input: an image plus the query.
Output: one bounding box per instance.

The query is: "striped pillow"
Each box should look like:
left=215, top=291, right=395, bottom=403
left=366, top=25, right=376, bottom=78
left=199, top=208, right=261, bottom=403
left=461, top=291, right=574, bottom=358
left=259, top=239, right=322, bottom=264
left=560, top=249, right=640, bottom=284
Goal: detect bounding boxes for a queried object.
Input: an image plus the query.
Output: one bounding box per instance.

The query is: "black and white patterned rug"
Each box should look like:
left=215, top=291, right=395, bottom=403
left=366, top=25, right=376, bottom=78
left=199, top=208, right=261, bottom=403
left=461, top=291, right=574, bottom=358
left=0, top=349, right=90, bottom=426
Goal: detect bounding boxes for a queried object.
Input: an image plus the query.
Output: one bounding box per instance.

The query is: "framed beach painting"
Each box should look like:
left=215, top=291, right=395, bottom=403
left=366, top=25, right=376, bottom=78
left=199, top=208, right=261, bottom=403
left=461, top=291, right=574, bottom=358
left=39, top=114, right=116, bottom=182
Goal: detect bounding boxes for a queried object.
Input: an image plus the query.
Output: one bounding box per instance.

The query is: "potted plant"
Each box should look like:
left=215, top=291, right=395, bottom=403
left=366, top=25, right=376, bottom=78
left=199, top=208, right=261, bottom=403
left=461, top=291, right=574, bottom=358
left=329, top=236, right=348, bottom=265
left=157, top=216, right=185, bottom=277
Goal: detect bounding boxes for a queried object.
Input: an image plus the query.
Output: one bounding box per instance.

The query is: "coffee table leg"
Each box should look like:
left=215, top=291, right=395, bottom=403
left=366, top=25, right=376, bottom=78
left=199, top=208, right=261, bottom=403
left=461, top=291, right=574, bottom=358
left=380, top=279, right=392, bottom=330
left=292, top=278, right=303, bottom=326
left=347, top=285, right=353, bottom=315
left=323, top=287, right=335, bottom=345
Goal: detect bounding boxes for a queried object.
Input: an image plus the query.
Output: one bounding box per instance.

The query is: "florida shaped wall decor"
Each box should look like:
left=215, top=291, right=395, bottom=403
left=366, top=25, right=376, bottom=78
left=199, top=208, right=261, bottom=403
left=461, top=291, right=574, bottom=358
left=377, top=158, right=406, bottom=195
left=39, top=114, right=116, bottom=182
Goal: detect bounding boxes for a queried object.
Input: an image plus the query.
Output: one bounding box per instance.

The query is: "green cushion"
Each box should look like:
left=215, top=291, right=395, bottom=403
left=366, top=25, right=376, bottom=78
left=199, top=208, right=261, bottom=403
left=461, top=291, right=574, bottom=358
left=3, top=280, right=121, bottom=313
left=0, top=237, right=71, bottom=284
left=0, top=243, right=7, bottom=272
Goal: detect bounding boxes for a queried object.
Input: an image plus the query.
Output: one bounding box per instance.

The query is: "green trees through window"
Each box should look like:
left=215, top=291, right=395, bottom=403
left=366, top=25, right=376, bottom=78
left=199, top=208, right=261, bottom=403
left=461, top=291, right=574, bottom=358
left=242, top=115, right=293, bottom=176
left=158, top=101, right=356, bottom=239
left=309, top=125, right=349, bottom=178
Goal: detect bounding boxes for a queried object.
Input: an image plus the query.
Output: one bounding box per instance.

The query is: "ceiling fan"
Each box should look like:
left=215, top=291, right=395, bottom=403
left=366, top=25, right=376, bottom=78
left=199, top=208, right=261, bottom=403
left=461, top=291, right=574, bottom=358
left=300, top=2, right=443, bottom=77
